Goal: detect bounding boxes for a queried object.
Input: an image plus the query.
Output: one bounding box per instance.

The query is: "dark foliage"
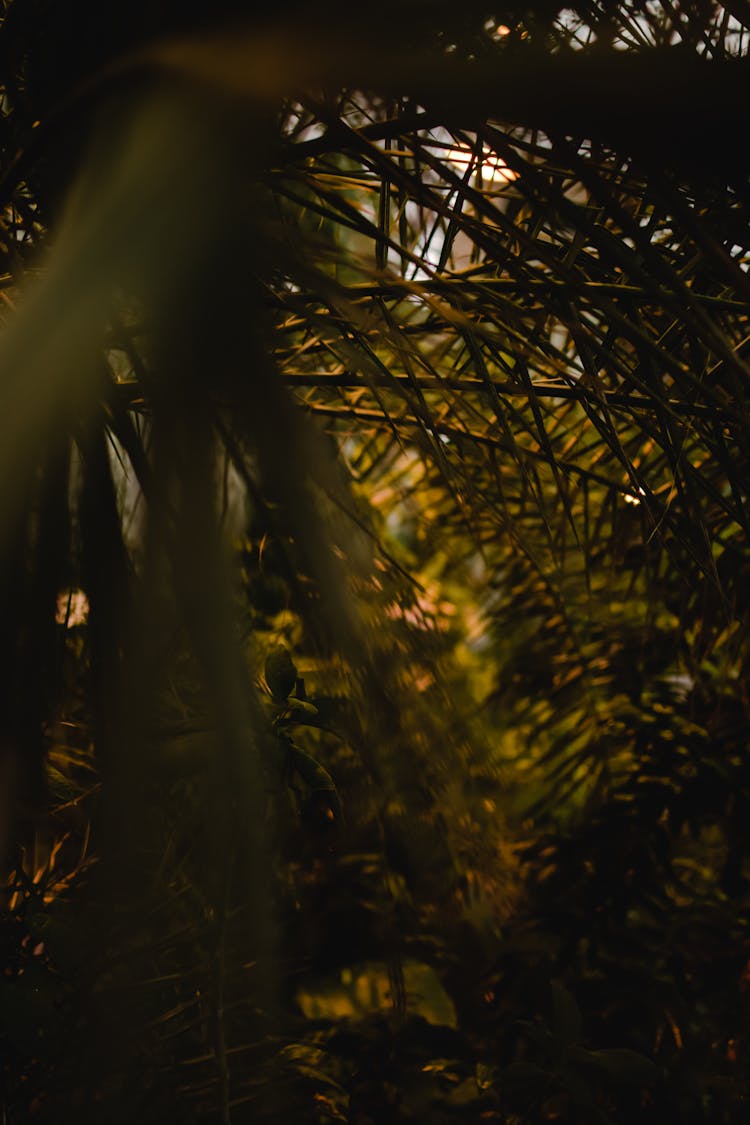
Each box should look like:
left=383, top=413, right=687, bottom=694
left=1, top=1, right=750, bottom=1122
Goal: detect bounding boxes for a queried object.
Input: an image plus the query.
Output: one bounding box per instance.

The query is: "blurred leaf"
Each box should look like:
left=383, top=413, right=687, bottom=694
left=296, top=960, right=457, bottom=1027
left=266, top=647, right=299, bottom=702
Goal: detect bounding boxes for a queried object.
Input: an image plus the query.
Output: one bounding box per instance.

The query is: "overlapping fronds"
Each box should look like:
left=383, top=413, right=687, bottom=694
left=0, top=0, right=745, bottom=910
left=1, top=2, right=750, bottom=1119
left=258, top=6, right=750, bottom=822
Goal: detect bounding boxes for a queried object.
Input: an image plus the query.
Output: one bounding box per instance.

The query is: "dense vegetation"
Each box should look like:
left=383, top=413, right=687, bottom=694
left=1, top=1, right=750, bottom=1121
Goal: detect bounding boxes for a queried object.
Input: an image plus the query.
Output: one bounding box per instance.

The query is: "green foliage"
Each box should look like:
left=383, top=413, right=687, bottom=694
left=1, top=1, right=750, bottom=1122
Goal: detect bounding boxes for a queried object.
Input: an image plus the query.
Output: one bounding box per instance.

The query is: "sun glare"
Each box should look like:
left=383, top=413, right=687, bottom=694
left=444, top=144, right=518, bottom=186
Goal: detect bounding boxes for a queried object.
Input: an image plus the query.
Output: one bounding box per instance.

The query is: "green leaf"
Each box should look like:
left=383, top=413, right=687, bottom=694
left=287, top=696, right=319, bottom=717
left=296, top=960, right=457, bottom=1027
left=265, top=646, right=298, bottom=702
left=288, top=745, right=336, bottom=791
left=287, top=743, right=343, bottom=823
left=587, top=1048, right=660, bottom=1088
left=551, top=980, right=582, bottom=1045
